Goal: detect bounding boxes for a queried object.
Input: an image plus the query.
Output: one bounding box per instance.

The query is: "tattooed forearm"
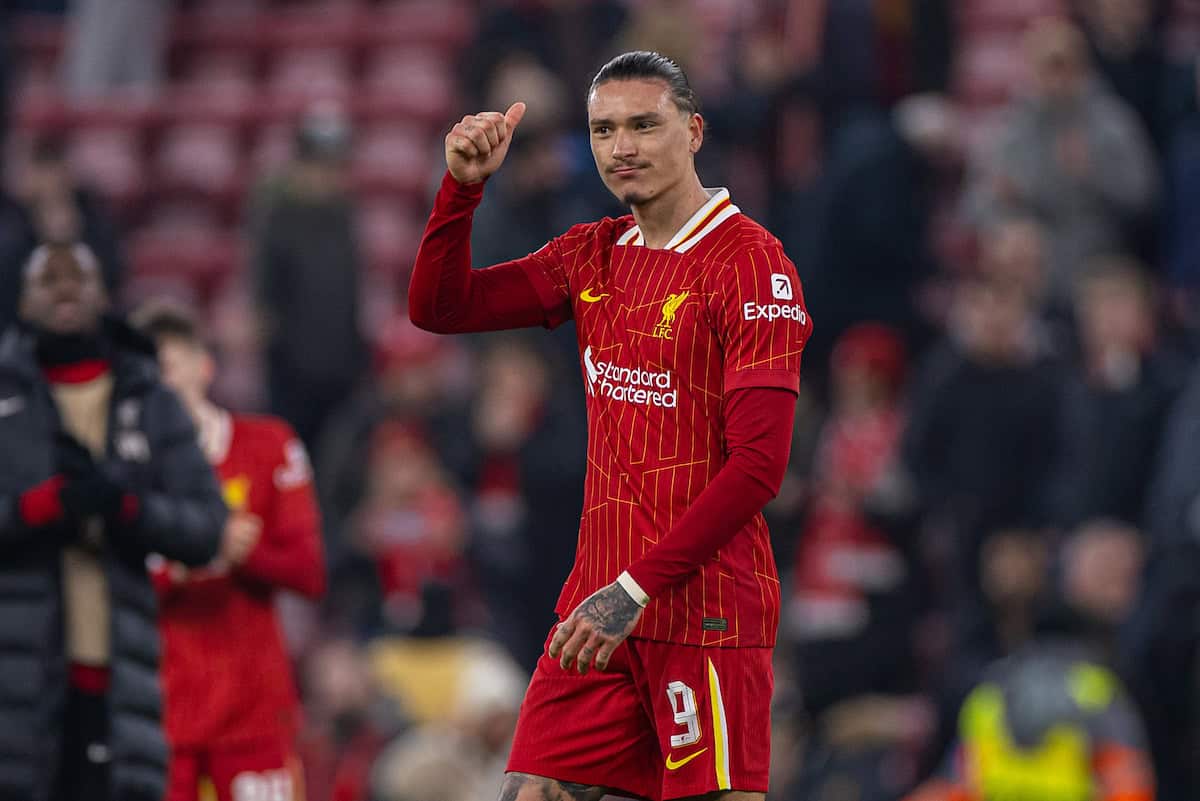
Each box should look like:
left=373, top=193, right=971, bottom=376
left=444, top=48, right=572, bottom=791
left=576, top=582, right=641, bottom=637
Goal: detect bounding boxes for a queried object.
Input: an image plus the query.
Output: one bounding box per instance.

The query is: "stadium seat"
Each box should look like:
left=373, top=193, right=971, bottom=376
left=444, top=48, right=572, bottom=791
left=351, top=124, right=434, bottom=199
left=249, top=124, right=296, bottom=176
left=265, top=47, right=353, bottom=118
left=127, top=215, right=240, bottom=302
left=362, top=0, right=476, bottom=49
left=154, top=123, right=244, bottom=203
left=66, top=125, right=146, bottom=208
left=260, top=7, right=360, bottom=50
left=358, top=198, right=423, bottom=280
left=358, top=48, right=454, bottom=124
left=166, top=53, right=258, bottom=125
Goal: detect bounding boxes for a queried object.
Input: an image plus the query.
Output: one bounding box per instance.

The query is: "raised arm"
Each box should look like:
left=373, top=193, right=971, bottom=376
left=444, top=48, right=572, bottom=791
left=409, top=102, right=569, bottom=334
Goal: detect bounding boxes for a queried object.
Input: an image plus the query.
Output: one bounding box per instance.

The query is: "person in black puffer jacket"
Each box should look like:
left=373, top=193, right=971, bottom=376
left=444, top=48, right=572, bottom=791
left=0, top=241, right=225, bottom=801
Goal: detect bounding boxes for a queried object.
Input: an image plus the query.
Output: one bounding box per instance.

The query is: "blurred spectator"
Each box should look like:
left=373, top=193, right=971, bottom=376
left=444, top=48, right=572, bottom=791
left=901, top=274, right=1061, bottom=603
left=906, top=641, right=1155, bottom=801
left=61, top=0, right=172, bottom=100
left=3, top=136, right=127, bottom=317
left=315, top=315, right=465, bottom=550
left=909, top=519, right=1154, bottom=801
left=343, top=420, right=479, bottom=638
left=370, top=640, right=526, bottom=801
left=456, top=336, right=586, bottom=671
left=250, top=104, right=368, bottom=448
left=0, top=242, right=223, bottom=801
left=965, top=18, right=1158, bottom=304
left=1079, top=0, right=1176, bottom=149
left=784, top=323, right=933, bottom=801
left=1132, top=352, right=1200, bottom=800
left=1048, top=257, right=1184, bottom=528
left=463, top=0, right=628, bottom=126
left=788, top=324, right=918, bottom=708
left=800, top=92, right=962, bottom=373
left=298, top=638, right=402, bottom=801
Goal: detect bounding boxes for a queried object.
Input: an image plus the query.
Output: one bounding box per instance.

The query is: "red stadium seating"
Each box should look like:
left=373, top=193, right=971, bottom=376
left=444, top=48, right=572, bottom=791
left=358, top=198, right=424, bottom=280
left=166, top=53, right=258, bottom=125
left=127, top=212, right=241, bottom=302
left=358, top=48, right=455, bottom=124
left=66, top=125, right=146, bottom=209
left=352, top=124, right=434, bottom=200
left=154, top=123, right=244, bottom=203
left=265, top=47, right=353, bottom=118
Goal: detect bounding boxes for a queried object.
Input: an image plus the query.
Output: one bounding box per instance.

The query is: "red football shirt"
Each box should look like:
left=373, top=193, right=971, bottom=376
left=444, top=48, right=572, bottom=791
left=517, top=189, right=813, bottom=646
left=153, top=413, right=325, bottom=749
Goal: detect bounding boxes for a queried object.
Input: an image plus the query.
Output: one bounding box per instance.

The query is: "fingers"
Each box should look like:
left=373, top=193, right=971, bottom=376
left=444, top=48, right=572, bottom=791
left=593, top=638, right=620, bottom=672
left=548, top=620, right=573, bottom=659
left=575, top=632, right=604, bottom=676
left=446, top=131, right=480, bottom=160
left=558, top=624, right=592, bottom=673
left=447, top=107, right=523, bottom=163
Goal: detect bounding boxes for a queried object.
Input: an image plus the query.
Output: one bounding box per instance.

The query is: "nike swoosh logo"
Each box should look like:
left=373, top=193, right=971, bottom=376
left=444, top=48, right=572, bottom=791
left=580, top=287, right=610, bottom=303
left=665, top=748, right=707, bottom=770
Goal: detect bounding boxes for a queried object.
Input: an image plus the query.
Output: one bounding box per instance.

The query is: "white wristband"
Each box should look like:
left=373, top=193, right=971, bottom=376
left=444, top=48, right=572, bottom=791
left=616, top=571, right=650, bottom=608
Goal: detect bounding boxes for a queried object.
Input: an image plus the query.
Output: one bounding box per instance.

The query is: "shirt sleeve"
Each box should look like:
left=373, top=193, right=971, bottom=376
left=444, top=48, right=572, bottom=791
left=408, top=172, right=573, bottom=333
left=622, top=386, right=796, bottom=598
left=237, top=424, right=326, bottom=598
left=713, top=245, right=812, bottom=395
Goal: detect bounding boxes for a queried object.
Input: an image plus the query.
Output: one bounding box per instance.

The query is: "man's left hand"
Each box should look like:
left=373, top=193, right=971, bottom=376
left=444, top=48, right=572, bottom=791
left=549, top=581, right=643, bottom=675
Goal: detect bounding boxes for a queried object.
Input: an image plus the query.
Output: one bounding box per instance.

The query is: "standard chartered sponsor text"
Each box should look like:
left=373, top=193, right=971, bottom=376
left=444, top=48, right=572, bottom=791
left=584, top=346, right=677, bottom=408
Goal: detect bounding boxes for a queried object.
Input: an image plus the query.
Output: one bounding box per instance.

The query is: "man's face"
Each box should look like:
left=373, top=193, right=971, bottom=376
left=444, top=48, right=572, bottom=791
left=19, top=247, right=107, bottom=335
left=588, top=79, right=702, bottom=207
left=156, top=337, right=213, bottom=407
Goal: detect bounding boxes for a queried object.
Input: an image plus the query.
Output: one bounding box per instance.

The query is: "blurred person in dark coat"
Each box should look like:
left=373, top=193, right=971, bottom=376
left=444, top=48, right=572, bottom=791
left=0, top=242, right=224, bottom=801
left=1048, top=256, right=1185, bottom=529
left=1125, top=344, right=1200, bottom=801
left=456, top=336, right=586, bottom=672
left=965, top=18, right=1158, bottom=303
left=901, top=273, right=1062, bottom=601
left=251, top=104, right=368, bottom=449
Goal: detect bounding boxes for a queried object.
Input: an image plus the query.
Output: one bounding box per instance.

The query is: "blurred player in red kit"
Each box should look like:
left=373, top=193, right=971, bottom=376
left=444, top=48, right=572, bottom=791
left=409, top=51, right=813, bottom=801
left=133, top=303, right=326, bottom=801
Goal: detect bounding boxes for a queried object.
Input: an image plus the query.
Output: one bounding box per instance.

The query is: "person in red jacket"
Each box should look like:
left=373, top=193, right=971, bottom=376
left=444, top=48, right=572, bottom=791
left=133, top=301, right=326, bottom=801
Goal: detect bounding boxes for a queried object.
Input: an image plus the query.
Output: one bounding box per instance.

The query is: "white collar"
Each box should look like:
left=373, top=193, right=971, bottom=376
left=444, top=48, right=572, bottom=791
left=616, top=187, right=740, bottom=253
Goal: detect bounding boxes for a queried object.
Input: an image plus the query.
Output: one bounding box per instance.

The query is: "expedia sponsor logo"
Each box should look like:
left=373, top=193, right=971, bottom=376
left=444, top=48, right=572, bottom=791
left=583, top=346, right=677, bottom=408
left=743, top=301, right=807, bottom=323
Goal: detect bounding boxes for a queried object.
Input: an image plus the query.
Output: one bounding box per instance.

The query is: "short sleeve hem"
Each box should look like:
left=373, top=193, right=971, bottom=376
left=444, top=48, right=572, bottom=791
left=723, top=369, right=800, bottom=395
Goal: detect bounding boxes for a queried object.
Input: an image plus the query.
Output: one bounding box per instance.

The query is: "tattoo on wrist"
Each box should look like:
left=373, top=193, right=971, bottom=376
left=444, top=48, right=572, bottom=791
left=579, top=583, right=641, bottom=636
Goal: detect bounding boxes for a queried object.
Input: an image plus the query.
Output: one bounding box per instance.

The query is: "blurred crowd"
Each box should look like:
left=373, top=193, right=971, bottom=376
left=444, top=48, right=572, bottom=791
left=5, top=0, right=1200, bottom=800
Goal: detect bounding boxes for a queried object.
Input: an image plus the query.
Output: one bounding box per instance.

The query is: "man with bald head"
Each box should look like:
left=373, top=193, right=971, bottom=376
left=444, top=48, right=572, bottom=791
left=0, top=242, right=225, bottom=801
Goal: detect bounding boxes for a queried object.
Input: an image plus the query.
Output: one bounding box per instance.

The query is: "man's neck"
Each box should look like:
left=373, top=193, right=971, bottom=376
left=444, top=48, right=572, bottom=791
left=630, top=174, right=710, bottom=250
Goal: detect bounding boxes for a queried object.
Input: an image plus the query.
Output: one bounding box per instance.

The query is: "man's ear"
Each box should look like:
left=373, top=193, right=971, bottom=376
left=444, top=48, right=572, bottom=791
left=689, top=113, right=704, bottom=154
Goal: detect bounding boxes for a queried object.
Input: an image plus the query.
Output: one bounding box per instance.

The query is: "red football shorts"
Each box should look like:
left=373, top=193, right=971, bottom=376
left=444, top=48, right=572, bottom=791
left=506, top=625, right=773, bottom=801
left=166, top=739, right=303, bottom=801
